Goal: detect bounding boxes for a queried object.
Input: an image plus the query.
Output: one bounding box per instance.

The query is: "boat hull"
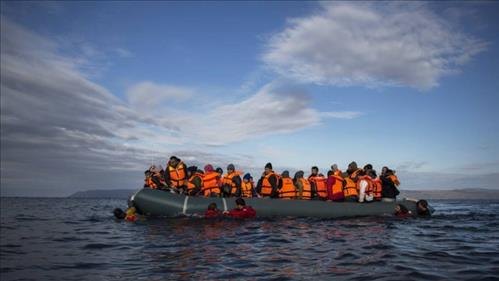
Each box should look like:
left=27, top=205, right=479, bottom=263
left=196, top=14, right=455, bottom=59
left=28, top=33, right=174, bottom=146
left=131, top=188, right=419, bottom=218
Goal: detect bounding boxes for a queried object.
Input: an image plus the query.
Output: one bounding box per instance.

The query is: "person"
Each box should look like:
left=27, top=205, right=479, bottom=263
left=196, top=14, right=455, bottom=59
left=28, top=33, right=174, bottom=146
left=221, top=164, right=242, bottom=197
left=113, top=208, right=126, bottom=220
left=394, top=204, right=411, bottom=218
left=164, top=156, right=188, bottom=193
left=186, top=166, right=203, bottom=196
left=241, top=173, right=256, bottom=198
left=357, top=170, right=374, bottom=203
left=215, top=167, right=224, bottom=191
left=205, top=202, right=223, bottom=218
left=279, top=170, right=296, bottom=199
left=257, top=163, right=280, bottom=198
left=225, top=198, right=256, bottom=219
left=144, top=165, right=167, bottom=189
left=202, top=164, right=221, bottom=197
left=416, top=200, right=431, bottom=217
left=308, top=166, right=327, bottom=200
left=343, top=161, right=360, bottom=202
left=294, top=170, right=312, bottom=200
left=326, top=169, right=345, bottom=201
left=369, top=170, right=382, bottom=201
left=380, top=167, right=400, bottom=202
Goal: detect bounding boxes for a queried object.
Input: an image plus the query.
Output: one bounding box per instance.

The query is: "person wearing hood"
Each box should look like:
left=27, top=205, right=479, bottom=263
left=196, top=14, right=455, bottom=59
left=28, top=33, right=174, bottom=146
left=294, top=170, right=312, bottom=200
left=186, top=166, right=203, bottom=196
left=221, top=164, right=242, bottom=197
left=164, top=156, right=188, bottom=193
left=202, top=164, right=221, bottom=197
left=241, top=173, right=256, bottom=198
left=257, top=163, right=280, bottom=198
left=380, top=167, right=400, bottom=202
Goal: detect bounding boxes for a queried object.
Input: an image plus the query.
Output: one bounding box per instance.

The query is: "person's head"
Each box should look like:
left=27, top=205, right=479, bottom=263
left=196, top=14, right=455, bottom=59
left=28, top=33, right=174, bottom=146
left=327, top=170, right=334, bottom=177
left=208, top=202, right=218, bottom=211
left=331, top=164, right=338, bottom=172
left=281, top=170, right=290, bottom=178
left=264, top=162, right=273, bottom=174
left=169, top=156, right=179, bottom=167
left=216, top=167, right=223, bottom=174
left=294, top=170, right=304, bottom=179
left=381, top=166, right=388, bottom=175
left=204, top=164, right=214, bottom=173
left=187, top=166, right=197, bottom=177
left=348, top=161, right=358, bottom=173
left=227, top=164, right=235, bottom=173
left=113, top=208, right=126, bottom=219
left=417, top=200, right=428, bottom=211
left=367, top=169, right=377, bottom=178
left=235, top=198, right=246, bottom=209
left=395, top=204, right=408, bottom=214
left=311, top=166, right=319, bottom=175
left=363, top=164, right=373, bottom=171
left=243, top=173, right=251, bottom=182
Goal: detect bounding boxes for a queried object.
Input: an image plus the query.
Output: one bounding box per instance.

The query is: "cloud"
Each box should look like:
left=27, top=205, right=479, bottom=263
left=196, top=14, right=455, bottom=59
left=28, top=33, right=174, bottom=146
left=0, top=18, right=363, bottom=196
left=321, top=111, right=363, bottom=119
left=126, top=81, right=194, bottom=111
left=263, top=2, right=487, bottom=90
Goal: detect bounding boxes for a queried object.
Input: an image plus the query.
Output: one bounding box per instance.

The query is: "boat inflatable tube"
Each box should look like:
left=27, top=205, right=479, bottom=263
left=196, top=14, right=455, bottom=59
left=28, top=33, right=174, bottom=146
left=131, top=188, right=421, bottom=218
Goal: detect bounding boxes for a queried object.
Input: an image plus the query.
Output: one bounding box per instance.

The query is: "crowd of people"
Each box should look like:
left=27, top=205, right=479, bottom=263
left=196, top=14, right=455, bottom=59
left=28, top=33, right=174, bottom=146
left=143, top=156, right=402, bottom=203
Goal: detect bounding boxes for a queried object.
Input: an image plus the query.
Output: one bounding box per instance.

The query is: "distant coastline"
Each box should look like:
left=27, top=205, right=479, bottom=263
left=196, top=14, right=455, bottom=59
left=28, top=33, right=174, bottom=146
left=65, top=188, right=499, bottom=200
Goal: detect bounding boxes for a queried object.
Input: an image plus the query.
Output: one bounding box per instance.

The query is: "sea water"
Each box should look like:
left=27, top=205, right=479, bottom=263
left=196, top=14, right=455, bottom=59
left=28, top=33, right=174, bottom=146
left=1, top=198, right=498, bottom=280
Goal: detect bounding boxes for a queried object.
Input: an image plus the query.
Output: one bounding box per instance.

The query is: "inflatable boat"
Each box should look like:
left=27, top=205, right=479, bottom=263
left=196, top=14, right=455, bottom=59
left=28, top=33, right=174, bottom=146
left=130, top=188, right=423, bottom=218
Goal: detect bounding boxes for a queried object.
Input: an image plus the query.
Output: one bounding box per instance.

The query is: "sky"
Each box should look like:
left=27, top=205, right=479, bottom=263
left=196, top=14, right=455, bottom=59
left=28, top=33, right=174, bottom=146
left=1, top=1, right=499, bottom=197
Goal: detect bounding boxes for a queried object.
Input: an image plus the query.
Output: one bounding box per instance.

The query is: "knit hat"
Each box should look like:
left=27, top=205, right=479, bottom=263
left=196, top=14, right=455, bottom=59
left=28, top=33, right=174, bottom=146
left=243, top=173, right=252, bottom=180
left=265, top=162, right=272, bottom=169
left=281, top=170, right=289, bottom=177
left=227, top=164, right=235, bottom=171
left=188, top=166, right=197, bottom=173
left=216, top=167, right=223, bottom=174
left=204, top=164, right=214, bottom=172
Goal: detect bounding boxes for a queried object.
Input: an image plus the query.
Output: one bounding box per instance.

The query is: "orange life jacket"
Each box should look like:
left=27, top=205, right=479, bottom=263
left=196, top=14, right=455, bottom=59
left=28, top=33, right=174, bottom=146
left=145, top=176, right=157, bottom=189
left=333, top=170, right=342, bottom=177
left=372, top=177, right=382, bottom=200
left=309, top=175, right=327, bottom=199
left=297, top=178, right=312, bottom=200
left=388, top=174, right=400, bottom=186
left=357, top=175, right=373, bottom=195
left=331, top=175, right=344, bottom=198
left=279, top=177, right=296, bottom=199
left=241, top=181, right=254, bottom=197
left=202, top=171, right=220, bottom=197
left=261, top=172, right=279, bottom=197
left=187, top=173, right=204, bottom=194
left=222, top=171, right=241, bottom=195
left=168, top=162, right=186, bottom=188
left=344, top=176, right=358, bottom=197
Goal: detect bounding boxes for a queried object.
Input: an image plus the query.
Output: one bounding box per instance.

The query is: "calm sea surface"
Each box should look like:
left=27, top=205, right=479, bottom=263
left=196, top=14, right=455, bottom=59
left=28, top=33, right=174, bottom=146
left=1, top=197, right=498, bottom=281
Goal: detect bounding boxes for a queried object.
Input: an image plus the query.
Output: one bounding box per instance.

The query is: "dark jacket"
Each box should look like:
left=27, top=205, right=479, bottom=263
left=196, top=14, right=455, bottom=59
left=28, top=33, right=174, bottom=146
left=381, top=175, right=399, bottom=199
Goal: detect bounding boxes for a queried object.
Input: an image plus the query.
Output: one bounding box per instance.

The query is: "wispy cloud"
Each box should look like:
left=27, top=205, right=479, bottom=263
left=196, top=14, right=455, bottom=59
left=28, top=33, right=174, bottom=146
left=262, top=2, right=487, bottom=90
left=321, top=111, right=363, bottom=119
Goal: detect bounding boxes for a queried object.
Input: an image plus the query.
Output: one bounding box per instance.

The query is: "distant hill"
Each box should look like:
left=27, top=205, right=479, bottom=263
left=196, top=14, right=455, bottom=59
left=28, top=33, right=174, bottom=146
left=68, top=188, right=499, bottom=200
left=68, top=189, right=137, bottom=199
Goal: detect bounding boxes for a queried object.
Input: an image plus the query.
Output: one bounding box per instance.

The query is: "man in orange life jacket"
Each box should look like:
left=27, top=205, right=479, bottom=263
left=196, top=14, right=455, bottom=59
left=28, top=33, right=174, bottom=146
left=279, top=170, right=297, bottom=199
left=308, top=166, right=327, bottom=200
left=294, top=170, right=312, bottom=200
left=164, top=156, right=188, bottom=193
left=186, top=166, right=203, bottom=196
left=202, top=164, right=221, bottom=197
left=221, top=164, right=242, bottom=197
left=257, top=162, right=279, bottom=198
